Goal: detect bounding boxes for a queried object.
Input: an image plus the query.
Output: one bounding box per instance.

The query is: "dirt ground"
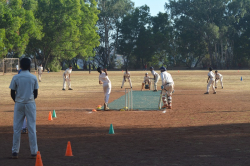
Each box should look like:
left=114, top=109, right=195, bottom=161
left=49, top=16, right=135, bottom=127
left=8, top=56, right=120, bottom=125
left=0, top=70, right=250, bottom=166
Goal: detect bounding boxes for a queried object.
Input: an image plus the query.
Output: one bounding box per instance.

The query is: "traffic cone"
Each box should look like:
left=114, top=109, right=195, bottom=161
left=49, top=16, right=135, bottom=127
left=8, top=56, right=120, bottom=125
left=48, top=112, right=53, bottom=121
left=241, top=76, right=243, bottom=81
left=52, top=110, right=57, bottom=118
left=65, top=141, right=73, bottom=156
left=35, top=71, right=36, bottom=74
left=35, top=151, right=43, bottom=166
left=109, top=124, right=115, bottom=134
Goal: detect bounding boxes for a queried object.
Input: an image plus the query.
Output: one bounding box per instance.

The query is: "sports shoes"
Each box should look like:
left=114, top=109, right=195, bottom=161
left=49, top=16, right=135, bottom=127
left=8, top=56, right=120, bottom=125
left=68, top=88, right=73, bottom=90
left=213, top=92, right=217, bottom=94
left=62, top=88, right=65, bottom=90
left=162, top=104, right=168, bottom=109
left=222, top=87, right=223, bottom=89
left=12, top=152, right=18, bottom=159
left=30, top=154, right=37, bottom=159
left=21, top=128, right=28, bottom=134
left=215, top=87, right=217, bottom=89
left=104, top=103, right=109, bottom=111
left=204, top=92, right=209, bottom=94
left=121, top=86, right=122, bottom=89
left=153, top=90, right=158, bottom=92
left=131, top=87, right=132, bottom=89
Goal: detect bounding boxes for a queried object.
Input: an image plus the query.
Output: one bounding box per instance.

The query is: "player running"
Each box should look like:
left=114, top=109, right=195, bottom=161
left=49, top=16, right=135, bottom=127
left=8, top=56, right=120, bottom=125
left=204, top=67, right=216, bottom=94
left=97, top=67, right=111, bottom=111
left=160, top=67, right=174, bottom=109
left=62, top=66, right=73, bottom=90
left=37, top=64, right=43, bottom=82
left=121, top=69, right=132, bottom=89
left=141, top=73, right=151, bottom=91
left=215, top=70, right=223, bottom=89
left=150, top=67, right=160, bottom=92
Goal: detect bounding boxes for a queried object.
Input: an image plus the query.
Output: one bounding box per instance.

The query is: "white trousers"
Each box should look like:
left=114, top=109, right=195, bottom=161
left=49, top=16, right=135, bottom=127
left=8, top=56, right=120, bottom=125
left=162, top=83, right=174, bottom=105
left=63, top=76, right=71, bottom=89
left=22, top=117, right=27, bottom=129
left=103, top=83, right=111, bottom=104
left=154, top=75, right=160, bottom=90
left=38, top=73, right=42, bottom=81
left=207, top=79, right=216, bottom=92
left=12, top=102, right=38, bottom=155
left=121, top=78, right=132, bottom=88
left=215, top=77, right=223, bottom=88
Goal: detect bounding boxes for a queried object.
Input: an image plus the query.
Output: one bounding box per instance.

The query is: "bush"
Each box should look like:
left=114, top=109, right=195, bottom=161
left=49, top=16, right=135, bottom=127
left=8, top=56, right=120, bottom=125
left=47, top=59, right=62, bottom=72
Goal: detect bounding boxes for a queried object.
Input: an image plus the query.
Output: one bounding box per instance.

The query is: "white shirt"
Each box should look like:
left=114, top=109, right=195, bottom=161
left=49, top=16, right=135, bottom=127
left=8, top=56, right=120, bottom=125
left=208, top=71, right=215, bottom=80
left=144, top=76, right=150, bottom=82
left=215, top=73, right=223, bottom=79
left=151, top=70, right=159, bottom=77
left=9, top=70, right=39, bottom=103
left=99, top=72, right=111, bottom=84
left=64, top=68, right=72, bottom=77
left=161, top=71, right=173, bottom=86
left=124, top=72, right=130, bottom=79
left=16, top=65, right=19, bottom=70
left=38, top=66, right=43, bottom=73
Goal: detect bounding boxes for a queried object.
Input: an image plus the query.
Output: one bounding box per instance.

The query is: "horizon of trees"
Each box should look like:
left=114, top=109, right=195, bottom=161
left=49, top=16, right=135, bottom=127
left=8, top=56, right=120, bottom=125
left=1, top=0, right=250, bottom=70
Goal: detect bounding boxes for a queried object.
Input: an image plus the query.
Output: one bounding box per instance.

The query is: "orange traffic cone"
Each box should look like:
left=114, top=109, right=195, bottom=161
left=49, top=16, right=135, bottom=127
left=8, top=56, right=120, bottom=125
left=48, top=112, right=53, bottom=121
left=35, top=71, right=36, bottom=74
left=35, top=151, right=43, bottom=166
left=65, top=141, right=73, bottom=156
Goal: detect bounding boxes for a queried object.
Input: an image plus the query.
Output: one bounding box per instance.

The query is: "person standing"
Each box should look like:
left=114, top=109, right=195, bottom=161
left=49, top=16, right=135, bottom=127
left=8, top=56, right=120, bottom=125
left=160, top=67, right=174, bottom=109
left=121, top=69, right=132, bottom=89
left=62, top=66, right=73, bottom=90
left=37, top=64, right=43, bottom=82
left=204, top=67, right=216, bottom=94
left=9, top=58, right=39, bottom=159
left=97, top=67, right=111, bottom=111
left=150, top=67, right=160, bottom=91
left=215, top=70, right=223, bottom=89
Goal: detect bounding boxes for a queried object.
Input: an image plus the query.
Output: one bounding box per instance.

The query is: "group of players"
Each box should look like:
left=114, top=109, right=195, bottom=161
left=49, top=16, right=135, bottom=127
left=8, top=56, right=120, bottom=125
left=205, top=67, right=224, bottom=94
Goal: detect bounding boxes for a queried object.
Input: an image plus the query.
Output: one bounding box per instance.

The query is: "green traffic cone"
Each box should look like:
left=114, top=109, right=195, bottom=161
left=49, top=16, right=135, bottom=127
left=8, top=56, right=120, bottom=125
left=52, top=110, right=57, bottom=118
left=109, top=124, right=115, bottom=134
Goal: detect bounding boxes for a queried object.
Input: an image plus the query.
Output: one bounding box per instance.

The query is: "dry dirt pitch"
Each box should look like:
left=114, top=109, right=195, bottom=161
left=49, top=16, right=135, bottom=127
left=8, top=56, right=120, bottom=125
left=0, top=70, right=250, bottom=166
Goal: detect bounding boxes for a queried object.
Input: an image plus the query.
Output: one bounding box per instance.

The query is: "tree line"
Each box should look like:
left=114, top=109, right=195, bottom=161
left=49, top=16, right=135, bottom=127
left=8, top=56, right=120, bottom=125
left=1, top=0, right=250, bottom=70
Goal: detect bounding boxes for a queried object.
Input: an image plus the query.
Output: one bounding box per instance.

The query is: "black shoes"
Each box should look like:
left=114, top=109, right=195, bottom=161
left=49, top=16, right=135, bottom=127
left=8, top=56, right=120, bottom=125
left=12, top=152, right=18, bottom=159
left=21, top=128, right=28, bottom=134
left=204, top=92, right=209, bottom=94
left=62, top=88, right=65, bottom=90
left=30, top=154, right=37, bottom=159
left=68, top=88, right=73, bottom=90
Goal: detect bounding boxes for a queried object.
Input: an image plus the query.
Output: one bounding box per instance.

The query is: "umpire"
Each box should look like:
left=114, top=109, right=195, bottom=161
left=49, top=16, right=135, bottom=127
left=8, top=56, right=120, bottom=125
left=9, top=58, right=39, bottom=159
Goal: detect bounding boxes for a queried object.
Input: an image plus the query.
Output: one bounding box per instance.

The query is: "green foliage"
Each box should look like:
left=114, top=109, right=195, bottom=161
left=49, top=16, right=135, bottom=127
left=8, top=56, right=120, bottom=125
left=47, top=59, right=61, bottom=72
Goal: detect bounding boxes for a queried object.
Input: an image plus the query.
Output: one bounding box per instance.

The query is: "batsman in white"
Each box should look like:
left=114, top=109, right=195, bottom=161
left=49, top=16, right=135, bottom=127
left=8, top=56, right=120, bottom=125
left=37, top=64, right=43, bottom=82
left=62, top=66, right=73, bottom=90
left=9, top=58, right=39, bottom=159
left=149, top=66, right=160, bottom=92
left=204, top=67, right=216, bottom=94
left=97, top=67, right=111, bottom=111
left=215, top=70, right=223, bottom=89
left=141, top=73, right=151, bottom=91
left=160, top=67, right=174, bottom=109
left=121, top=69, right=132, bottom=89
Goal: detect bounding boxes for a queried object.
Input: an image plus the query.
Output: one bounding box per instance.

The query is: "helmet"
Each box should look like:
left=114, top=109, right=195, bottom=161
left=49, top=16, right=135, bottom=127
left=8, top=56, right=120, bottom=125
left=160, top=66, right=166, bottom=71
left=209, top=67, right=213, bottom=71
left=149, top=66, right=154, bottom=70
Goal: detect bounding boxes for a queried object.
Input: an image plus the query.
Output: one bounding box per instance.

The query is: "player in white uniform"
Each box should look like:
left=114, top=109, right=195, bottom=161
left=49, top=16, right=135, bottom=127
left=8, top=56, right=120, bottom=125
left=121, top=69, right=132, bottom=89
left=160, top=67, right=174, bottom=109
left=62, top=66, right=73, bottom=90
left=141, top=73, right=151, bottom=91
left=37, top=64, right=43, bottom=82
left=97, top=67, right=111, bottom=111
left=215, top=70, right=223, bottom=89
left=150, top=67, right=160, bottom=91
left=204, top=67, right=216, bottom=94
left=9, top=58, right=39, bottom=159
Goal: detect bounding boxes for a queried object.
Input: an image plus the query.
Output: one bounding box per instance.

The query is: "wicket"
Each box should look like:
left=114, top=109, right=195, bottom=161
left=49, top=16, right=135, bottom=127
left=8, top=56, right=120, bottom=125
left=125, top=88, right=133, bottom=111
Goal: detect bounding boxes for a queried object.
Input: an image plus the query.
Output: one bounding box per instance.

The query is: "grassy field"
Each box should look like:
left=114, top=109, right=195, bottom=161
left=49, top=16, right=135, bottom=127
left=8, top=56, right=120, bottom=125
left=0, top=70, right=250, bottom=166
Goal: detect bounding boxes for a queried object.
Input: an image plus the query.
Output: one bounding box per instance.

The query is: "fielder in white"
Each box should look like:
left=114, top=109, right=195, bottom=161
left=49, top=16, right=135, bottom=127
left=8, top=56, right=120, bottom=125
left=121, top=69, right=132, bottom=89
left=62, top=66, right=73, bottom=90
left=141, top=73, right=151, bottom=91
left=37, top=64, right=43, bottom=82
left=9, top=58, right=39, bottom=159
left=150, top=67, right=160, bottom=91
left=204, top=67, right=216, bottom=94
left=98, top=67, right=111, bottom=111
left=215, top=70, right=223, bottom=89
left=160, top=67, right=174, bottom=109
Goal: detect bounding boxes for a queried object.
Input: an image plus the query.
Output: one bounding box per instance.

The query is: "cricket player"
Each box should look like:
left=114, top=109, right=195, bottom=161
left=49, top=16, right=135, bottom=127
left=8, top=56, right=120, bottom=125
left=9, top=58, right=39, bottom=159
left=215, top=70, right=223, bottom=89
left=62, top=66, right=73, bottom=90
left=141, top=73, right=151, bottom=91
left=37, top=64, right=43, bottom=82
left=204, top=67, right=216, bottom=94
left=160, top=67, right=174, bottom=109
left=150, top=67, right=160, bottom=91
left=97, top=67, right=111, bottom=111
left=121, top=69, right=132, bottom=89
